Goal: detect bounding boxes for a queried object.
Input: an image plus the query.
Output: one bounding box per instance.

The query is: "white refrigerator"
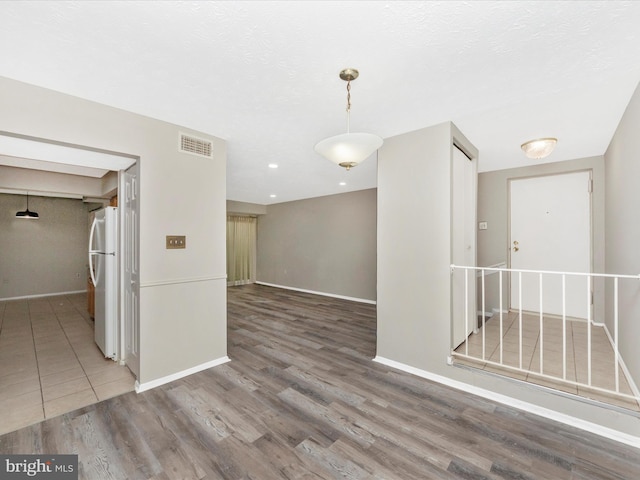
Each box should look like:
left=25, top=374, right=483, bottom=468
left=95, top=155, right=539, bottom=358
left=89, top=206, right=118, bottom=359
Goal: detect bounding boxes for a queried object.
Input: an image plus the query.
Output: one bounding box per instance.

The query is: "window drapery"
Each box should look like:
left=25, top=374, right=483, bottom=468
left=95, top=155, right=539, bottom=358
left=226, top=215, right=257, bottom=286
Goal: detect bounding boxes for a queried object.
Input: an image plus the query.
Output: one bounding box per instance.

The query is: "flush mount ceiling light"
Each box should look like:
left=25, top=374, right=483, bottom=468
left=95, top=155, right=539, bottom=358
left=15, top=193, right=39, bottom=219
left=521, top=137, right=557, bottom=159
left=314, top=68, right=383, bottom=171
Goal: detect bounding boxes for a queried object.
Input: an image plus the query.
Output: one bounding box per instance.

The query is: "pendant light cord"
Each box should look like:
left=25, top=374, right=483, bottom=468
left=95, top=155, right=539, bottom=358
left=346, top=79, right=351, bottom=133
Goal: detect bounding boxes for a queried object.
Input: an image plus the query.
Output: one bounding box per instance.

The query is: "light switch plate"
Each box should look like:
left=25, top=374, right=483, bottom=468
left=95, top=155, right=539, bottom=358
left=166, top=235, right=186, bottom=249
left=478, top=221, right=488, bottom=230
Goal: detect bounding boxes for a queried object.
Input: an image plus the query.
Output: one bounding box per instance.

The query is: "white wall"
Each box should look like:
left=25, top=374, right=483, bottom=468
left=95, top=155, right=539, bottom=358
left=605, top=81, right=640, bottom=389
left=377, top=121, right=640, bottom=441
left=0, top=76, right=227, bottom=386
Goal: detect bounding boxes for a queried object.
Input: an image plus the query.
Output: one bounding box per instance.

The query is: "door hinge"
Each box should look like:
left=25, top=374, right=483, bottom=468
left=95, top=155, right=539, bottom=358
left=588, top=179, right=593, bottom=193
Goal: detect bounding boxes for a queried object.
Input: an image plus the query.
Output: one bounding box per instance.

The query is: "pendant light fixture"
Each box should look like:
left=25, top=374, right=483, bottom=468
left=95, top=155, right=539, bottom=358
left=15, top=193, right=39, bottom=219
left=520, top=137, right=557, bottom=159
left=314, top=68, right=383, bottom=170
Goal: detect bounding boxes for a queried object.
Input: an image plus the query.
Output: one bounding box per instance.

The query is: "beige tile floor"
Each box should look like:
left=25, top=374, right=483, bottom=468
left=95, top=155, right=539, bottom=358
left=455, top=311, right=640, bottom=411
left=0, top=292, right=135, bottom=435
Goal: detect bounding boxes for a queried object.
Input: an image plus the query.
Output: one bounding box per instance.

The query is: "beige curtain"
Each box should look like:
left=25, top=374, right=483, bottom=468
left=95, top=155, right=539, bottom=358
left=226, top=215, right=257, bottom=286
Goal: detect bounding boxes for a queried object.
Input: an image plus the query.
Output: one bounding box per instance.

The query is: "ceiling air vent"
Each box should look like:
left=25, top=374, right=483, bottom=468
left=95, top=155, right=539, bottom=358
left=179, top=132, right=213, bottom=158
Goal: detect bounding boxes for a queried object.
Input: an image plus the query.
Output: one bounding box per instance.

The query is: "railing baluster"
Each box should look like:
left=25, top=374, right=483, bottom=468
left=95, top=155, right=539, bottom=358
left=614, top=277, right=620, bottom=393
left=587, top=275, right=591, bottom=386
left=499, top=270, right=503, bottom=364
left=518, top=272, right=522, bottom=370
left=482, top=269, right=486, bottom=361
left=562, top=274, right=567, bottom=380
left=539, top=273, right=543, bottom=375
left=464, top=268, right=468, bottom=356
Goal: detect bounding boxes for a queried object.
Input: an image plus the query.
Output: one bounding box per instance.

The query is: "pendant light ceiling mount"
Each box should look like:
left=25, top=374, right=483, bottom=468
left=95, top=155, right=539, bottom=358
left=314, top=68, right=383, bottom=171
left=339, top=68, right=359, bottom=82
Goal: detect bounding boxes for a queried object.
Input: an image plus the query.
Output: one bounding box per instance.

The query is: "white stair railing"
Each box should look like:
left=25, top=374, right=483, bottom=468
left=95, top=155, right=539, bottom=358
left=450, top=264, right=640, bottom=404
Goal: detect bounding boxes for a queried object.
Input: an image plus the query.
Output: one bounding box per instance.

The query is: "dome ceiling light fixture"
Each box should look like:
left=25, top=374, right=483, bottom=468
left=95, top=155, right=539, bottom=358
left=15, top=192, right=39, bottom=219
left=521, top=137, right=558, bottom=159
left=314, top=68, right=383, bottom=171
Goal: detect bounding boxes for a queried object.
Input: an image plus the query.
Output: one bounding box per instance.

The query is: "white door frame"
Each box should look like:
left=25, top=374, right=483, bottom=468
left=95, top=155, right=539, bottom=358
left=119, top=162, right=140, bottom=377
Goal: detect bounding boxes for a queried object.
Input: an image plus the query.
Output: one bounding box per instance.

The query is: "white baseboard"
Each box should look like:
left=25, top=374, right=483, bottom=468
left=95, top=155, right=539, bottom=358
left=373, top=356, right=640, bottom=448
left=255, top=281, right=377, bottom=305
left=476, top=308, right=508, bottom=319
left=135, top=356, right=230, bottom=393
left=0, top=289, right=86, bottom=301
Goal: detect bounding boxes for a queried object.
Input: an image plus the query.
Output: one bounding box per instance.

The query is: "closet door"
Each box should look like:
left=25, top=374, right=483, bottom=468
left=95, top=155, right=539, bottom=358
left=451, top=145, right=477, bottom=349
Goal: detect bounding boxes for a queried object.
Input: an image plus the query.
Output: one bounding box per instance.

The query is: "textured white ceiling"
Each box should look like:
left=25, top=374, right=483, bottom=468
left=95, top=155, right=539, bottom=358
left=1, top=1, right=640, bottom=204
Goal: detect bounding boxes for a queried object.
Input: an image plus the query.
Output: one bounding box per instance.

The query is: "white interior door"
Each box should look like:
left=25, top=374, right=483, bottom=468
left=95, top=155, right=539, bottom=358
left=451, top=145, right=477, bottom=348
left=509, top=171, right=591, bottom=318
left=120, top=162, right=140, bottom=378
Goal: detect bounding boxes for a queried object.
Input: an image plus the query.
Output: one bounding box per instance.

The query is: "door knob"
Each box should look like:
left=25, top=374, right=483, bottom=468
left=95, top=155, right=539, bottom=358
left=513, top=240, right=519, bottom=252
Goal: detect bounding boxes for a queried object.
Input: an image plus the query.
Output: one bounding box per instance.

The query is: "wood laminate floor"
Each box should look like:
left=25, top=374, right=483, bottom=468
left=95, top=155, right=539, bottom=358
left=1, top=284, right=638, bottom=479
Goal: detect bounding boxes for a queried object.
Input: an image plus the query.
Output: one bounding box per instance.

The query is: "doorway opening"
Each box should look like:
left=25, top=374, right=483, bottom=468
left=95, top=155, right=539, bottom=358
left=0, top=132, right=140, bottom=433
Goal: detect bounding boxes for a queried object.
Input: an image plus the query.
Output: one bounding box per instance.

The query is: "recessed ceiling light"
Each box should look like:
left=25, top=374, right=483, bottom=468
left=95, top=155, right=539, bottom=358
left=268, top=163, right=278, bottom=169
left=339, top=182, right=346, bottom=186
left=270, top=194, right=276, bottom=198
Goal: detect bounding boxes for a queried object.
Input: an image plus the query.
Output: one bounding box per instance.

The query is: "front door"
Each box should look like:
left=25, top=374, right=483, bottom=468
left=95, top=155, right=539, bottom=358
left=509, top=171, right=591, bottom=319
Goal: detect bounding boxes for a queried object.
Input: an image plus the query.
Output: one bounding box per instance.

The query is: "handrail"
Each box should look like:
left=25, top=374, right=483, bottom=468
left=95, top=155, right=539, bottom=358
left=451, top=264, right=640, bottom=280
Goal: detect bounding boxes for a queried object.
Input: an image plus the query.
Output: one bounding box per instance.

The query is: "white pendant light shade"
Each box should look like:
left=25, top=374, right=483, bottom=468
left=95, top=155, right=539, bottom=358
left=315, top=68, right=383, bottom=170
left=314, top=132, right=383, bottom=170
left=521, top=137, right=557, bottom=159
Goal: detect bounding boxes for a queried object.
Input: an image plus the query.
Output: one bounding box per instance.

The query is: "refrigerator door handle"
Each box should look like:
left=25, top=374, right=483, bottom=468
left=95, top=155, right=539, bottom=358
left=89, top=216, right=99, bottom=287
left=89, top=252, right=99, bottom=287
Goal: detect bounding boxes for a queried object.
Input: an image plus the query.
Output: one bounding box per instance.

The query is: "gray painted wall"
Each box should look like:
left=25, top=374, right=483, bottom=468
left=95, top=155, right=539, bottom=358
left=477, top=156, right=605, bottom=321
left=377, top=122, right=455, bottom=368
left=605, top=81, right=640, bottom=389
left=0, top=193, right=90, bottom=299
left=377, top=121, right=640, bottom=438
left=257, top=188, right=377, bottom=301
